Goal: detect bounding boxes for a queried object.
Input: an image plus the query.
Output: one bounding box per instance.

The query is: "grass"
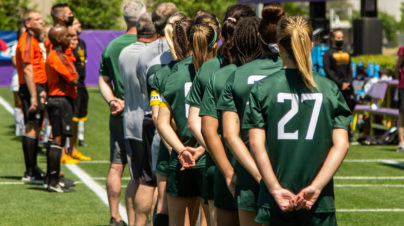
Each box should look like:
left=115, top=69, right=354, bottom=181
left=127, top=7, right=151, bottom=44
left=0, top=87, right=404, bottom=225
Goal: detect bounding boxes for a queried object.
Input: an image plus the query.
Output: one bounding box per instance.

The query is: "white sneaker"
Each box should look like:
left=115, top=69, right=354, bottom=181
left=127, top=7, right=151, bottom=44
left=397, top=144, right=404, bottom=152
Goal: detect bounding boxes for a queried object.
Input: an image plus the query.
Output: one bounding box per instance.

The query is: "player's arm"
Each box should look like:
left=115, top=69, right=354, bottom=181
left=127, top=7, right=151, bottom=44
left=202, top=115, right=236, bottom=196
left=296, top=128, right=349, bottom=210
left=395, top=55, right=404, bottom=80
left=98, top=75, right=123, bottom=116
left=249, top=127, right=296, bottom=212
left=150, top=91, right=173, bottom=153
left=222, top=110, right=261, bottom=183
left=23, top=63, right=37, bottom=112
left=188, top=106, right=207, bottom=149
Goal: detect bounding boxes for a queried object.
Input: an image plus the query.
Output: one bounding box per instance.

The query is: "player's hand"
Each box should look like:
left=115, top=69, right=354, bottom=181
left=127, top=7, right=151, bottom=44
left=296, top=185, right=321, bottom=210
left=109, top=98, right=124, bottom=116
left=270, top=187, right=297, bottom=212
left=178, top=148, right=195, bottom=170
left=225, top=171, right=237, bottom=197
left=341, top=82, right=350, bottom=90
left=29, top=96, right=38, bottom=112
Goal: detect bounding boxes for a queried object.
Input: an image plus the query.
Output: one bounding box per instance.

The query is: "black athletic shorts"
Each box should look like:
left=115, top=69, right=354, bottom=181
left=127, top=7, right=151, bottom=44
left=18, top=83, right=47, bottom=126
left=398, top=88, right=404, bottom=113
left=73, top=86, right=88, bottom=121
left=47, top=96, right=74, bottom=137
left=128, top=116, right=157, bottom=186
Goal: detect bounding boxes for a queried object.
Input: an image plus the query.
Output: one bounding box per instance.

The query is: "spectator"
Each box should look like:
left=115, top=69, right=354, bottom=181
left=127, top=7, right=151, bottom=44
left=395, top=44, right=404, bottom=152
left=98, top=1, right=146, bottom=225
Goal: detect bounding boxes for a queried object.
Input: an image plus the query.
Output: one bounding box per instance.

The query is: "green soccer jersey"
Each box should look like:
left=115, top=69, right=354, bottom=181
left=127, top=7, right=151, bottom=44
left=161, top=57, right=206, bottom=169
left=200, top=64, right=238, bottom=164
left=243, top=68, right=351, bottom=213
left=186, top=55, right=228, bottom=107
left=99, top=34, right=137, bottom=100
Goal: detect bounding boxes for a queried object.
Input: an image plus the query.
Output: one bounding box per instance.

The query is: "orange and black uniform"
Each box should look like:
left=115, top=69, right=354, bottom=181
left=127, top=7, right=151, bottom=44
left=46, top=47, right=78, bottom=137
left=15, top=31, right=47, bottom=124
left=15, top=31, right=47, bottom=178
left=72, top=38, right=89, bottom=121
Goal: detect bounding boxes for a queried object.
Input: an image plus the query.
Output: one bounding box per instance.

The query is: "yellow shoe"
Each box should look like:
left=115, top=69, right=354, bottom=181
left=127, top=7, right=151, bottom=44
left=61, top=154, right=80, bottom=164
left=71, top=150, right=92, bottom=161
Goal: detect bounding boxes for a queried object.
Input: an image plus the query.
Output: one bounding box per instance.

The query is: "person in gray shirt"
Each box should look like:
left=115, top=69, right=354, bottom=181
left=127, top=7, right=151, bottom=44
left=134, top=3, right=178, bottom=226
left=119, top=12, right=157, bottom=226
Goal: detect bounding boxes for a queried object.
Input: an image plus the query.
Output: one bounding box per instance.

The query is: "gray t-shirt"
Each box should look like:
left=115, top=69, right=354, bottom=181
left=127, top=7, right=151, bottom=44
left=119, top=42, right=148, bottom=140
left=136, top=39, right=169, bottom=114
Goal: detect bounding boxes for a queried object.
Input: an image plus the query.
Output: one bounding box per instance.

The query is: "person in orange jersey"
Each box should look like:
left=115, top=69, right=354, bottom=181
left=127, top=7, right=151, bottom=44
left=16, top=9, right=47, bottom=184
left=45, top=25, right=78, bottom=192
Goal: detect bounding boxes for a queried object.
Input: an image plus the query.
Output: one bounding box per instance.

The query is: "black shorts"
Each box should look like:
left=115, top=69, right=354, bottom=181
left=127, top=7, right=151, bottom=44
left=73, top=86, right=89, bottom=121
left=47, top=96, right=74, bottom=137
left=127, top=116, right=157, bottom=186
left=398, top=88, right=404, bottom=113
left=18, top=83, right=47, bottom=126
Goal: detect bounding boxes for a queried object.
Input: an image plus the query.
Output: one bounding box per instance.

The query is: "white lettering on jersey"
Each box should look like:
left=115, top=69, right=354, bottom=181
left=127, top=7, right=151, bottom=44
left=277, top=93, right=323, bottom=140
left=184, top=82, right=192, bottom=118
left=247, top=75, right=266, bottom=84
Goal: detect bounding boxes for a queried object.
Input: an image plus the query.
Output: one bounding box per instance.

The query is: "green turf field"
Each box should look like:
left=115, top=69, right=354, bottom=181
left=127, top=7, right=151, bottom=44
left=0, top=87, right=403, bottom=225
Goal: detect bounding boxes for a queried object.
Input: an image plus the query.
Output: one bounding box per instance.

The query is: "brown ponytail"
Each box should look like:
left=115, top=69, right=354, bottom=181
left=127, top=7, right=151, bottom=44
left=189, top=24, right=217, bottom=71
left=277, top=16, right=316, bottom=89
left=173, top=19, right=193, bottom=61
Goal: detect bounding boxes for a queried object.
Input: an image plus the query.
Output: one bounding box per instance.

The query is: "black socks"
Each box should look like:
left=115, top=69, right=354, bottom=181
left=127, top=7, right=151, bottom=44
left=22, top=135, right=37, bottom=175
left=47, top=145, right=62, bottom=187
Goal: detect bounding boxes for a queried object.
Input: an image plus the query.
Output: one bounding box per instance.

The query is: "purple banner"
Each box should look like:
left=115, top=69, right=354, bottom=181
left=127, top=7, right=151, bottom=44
left=238, top=0, right=328, bottom=3
left=0, top=30, right=125, bottom=87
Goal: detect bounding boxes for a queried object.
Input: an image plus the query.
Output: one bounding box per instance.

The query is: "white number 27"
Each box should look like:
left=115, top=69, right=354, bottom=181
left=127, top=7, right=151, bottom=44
left=277, top=93, right=322, bottom=140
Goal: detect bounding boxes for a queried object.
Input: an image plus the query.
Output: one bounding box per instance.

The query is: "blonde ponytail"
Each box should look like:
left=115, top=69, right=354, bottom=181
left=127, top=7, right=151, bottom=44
left=190, top=24, right=217, bottom=72
left=278, top=16, right=317, bottom=89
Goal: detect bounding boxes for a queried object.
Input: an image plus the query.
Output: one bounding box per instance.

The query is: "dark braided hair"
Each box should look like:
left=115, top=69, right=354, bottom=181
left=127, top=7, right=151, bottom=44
left=234, top=16, right=261, bottom=65
left=173, top=18, right=193, bottom=61
left=219, top=4, right=256, bottom=64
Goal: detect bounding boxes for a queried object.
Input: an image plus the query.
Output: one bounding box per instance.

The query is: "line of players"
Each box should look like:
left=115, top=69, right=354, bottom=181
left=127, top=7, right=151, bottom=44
left=99, top=2, right=350, bottom=226
left=16, top=4, right=90, bottom=193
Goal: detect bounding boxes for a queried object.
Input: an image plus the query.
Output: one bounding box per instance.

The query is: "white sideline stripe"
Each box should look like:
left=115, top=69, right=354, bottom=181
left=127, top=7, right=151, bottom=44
left=66, top=165, right=128, bottom=224
left=0, top=98, right=128, bottom=224
left=337, top=209, right=404, bottom=212
left=0, top=182, right=24, bottom=185
left=335, top=176, right=404, bottom=179
left=335, top=184, right=404, bottom=188
left=381, top=160, right=404, bottom=168
left=344, top=159, right=404, bottom=163
left=0, top=97, right=13, bottom=114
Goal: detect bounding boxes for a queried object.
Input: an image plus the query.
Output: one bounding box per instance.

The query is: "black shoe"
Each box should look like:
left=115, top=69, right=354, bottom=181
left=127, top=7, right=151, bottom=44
left=47, top=184, right=75, bottom=193
left=59, top=176, right=77, bottom=187
left=34, top=166, right=46, bottom=178
left=78, top=140, right=88, bottom=147
left=22, top=172, right=45, bottom=185
left=109, top=217, right=127, bottom=226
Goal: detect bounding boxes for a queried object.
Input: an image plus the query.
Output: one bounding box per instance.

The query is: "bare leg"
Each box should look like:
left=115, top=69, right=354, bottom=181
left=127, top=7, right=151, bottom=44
left=238, top=210, right=260, bottom=226
left=167, top=195, right=200, bottom=226
left=207, top=200, right=217, bottom=226
left=156, top=174, right=168, bottom=215
left=398, top=113, right=404, bottom=146
left=106, top=163, right=125, bottom=222
left=68, top=121, right=78, bottom=155
left=216, top=208, right=239, bottom=226
left=125, top=179, right=138, bottom=226
left=134, top=184, right=155, bottom=226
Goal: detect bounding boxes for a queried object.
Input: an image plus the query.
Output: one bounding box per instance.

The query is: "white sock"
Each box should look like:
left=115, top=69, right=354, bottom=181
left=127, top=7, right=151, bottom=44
left=78, top=121, right=85, bottom=141
left=14, top=108, right=24, bottom=136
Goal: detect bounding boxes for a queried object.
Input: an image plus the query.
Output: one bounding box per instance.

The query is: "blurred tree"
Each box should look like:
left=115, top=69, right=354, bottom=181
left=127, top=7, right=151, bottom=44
left=400, top=2, right=404, bottom=32
left=282, top=2, right=309, bottom=17
left=53, top=0, right=122, bottom=29
left=0, top=0, right=32, bottom=30
left=150, top=0, right=237, bottom=21
left=379, top=11, right=399, bottom=46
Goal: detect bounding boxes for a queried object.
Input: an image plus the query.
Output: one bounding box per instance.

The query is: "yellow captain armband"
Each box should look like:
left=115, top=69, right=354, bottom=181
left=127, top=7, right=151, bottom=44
left=150, top=90, right=161, bottom=106
left=160, top=96, right=170, bottom=108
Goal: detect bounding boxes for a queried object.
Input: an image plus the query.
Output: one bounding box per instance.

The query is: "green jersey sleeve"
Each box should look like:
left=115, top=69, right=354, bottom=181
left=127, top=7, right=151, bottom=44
left=185, top=73, right=203, bottom=107
left=242, top=82, right=266, bottom=129
left=332, top=86, right=351, bottom=130
left=216, top=72, right=237, bottom=112
left=199, top=78, right=218, bottom=118
left=99, top=51, right=109, bottom=76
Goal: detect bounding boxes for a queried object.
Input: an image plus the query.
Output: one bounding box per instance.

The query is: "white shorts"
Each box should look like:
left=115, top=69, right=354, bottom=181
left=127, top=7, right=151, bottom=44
left=10, top=71, right=19, bottom=92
